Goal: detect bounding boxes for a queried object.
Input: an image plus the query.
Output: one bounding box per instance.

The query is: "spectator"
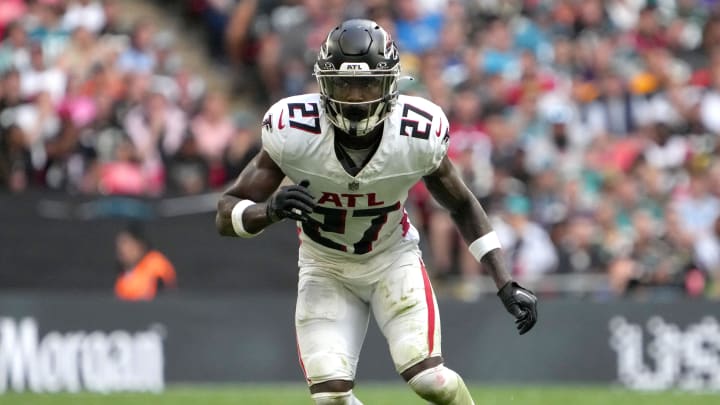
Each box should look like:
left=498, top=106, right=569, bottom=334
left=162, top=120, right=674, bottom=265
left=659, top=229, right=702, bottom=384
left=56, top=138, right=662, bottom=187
left=26, top=0, right=71, bottom=64
left=112, top=71, right=149, bottom=118
left=4, top=91, right=61, bottom=181
left=630, top=5, right=668, bottom=52
left=694, top=216, right=720, bottom=297
left=80, top=62, right=125, bottom=101
left=0, top=22, right=31, bottom=73
left=554, top=212, right=612, bottom=275
left=97, top=136, right=150, bottom=195
left=478, top=18, right=520, bottom=78
left=0, top=0, right=27, bottom=39
left=528, top=168, right=568, bottom=228
left=62, top=0, right=107, bottom=34
left=19, top=43, right=67, bottom=102
left=0, top=68, right=23, bottom=111
left=197, top=0, right=235, bottom=63
left=60, top=26, right=103, bottom=79
left=642, top=121, right=689, bottom=171
left=74, top=92, right=125, bottom=193
left=223, top=112, right=260, bottom=182
left=165, top=135, right=209, bottom=194
left=170, top=68, right=206, bottom=114
left=393, top=0, right=444, bottom=56
left=123, top=85, right=187, bottom=194
left=584, top=71, right=651, bottom=140
left=436, top=16, right=470, bottom=88
left=117, top=19, right=156, bottom=73
left=99, top=0, right=126, bottom=36
left=624, top=210, right=689, bottom=297
left=672, top=166, right=720, bottom=238
left=114, top=222, right=177, bottom=301
left=493, top=194, right=558, bottom=285
left=699, top=53, right=720, bottom=134
left=189, top=91, right=234, bottom=182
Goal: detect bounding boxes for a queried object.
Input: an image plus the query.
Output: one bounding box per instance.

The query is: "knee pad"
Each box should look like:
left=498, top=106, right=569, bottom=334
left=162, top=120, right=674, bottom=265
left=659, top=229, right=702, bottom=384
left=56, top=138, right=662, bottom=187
left=311, top=390, right=364, bottom=405
left=408, top=365, right=473, bottom=405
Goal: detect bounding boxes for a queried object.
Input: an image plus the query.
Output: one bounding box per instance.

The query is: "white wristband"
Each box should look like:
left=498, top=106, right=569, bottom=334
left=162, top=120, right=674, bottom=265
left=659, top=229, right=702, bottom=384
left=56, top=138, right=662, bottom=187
left=468, top=231, right=501, bottom=261
left=231, top=200, right=263, bottom=238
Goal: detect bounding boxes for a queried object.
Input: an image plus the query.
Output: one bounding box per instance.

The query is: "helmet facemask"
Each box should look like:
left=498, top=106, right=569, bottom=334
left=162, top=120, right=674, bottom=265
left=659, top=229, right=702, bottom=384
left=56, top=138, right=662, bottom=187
left=315, top=65, right=400, bottom=136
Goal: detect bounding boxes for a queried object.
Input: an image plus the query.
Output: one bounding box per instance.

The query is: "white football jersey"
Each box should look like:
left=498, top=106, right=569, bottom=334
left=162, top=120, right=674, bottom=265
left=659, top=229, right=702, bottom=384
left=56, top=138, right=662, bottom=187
left=261, top=93, right=449, bottom=262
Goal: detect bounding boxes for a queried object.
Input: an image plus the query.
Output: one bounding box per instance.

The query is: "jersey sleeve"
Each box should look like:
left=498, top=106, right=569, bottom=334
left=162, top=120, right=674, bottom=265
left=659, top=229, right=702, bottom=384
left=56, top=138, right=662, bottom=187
left=260, top=101, right=287, bottom=166
left=425, top=103, right=450, bottom=175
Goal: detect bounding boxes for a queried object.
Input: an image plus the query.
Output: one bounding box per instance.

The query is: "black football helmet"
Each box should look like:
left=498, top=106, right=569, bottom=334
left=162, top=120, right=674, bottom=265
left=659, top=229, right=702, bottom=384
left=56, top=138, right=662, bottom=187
left=314, top=19, right=400, bottom=136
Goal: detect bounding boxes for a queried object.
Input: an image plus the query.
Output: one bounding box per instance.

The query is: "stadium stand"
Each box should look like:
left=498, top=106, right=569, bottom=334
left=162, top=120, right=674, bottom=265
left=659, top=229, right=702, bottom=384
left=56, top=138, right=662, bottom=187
left=1, top=0, right=720, bottom=301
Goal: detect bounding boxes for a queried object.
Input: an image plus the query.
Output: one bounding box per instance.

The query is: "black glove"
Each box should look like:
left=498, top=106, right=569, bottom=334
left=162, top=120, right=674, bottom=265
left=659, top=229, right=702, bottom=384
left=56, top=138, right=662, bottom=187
left=266, top=180, right=316, bottom=222
left=497, top=281, right=538, bottom=335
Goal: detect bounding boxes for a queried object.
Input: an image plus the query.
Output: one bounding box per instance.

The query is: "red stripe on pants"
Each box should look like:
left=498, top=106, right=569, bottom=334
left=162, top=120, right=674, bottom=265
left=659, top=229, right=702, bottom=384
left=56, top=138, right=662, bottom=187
left=419, top=259, right=435, bottom=356
left=295, top=332, right=309, bottom=383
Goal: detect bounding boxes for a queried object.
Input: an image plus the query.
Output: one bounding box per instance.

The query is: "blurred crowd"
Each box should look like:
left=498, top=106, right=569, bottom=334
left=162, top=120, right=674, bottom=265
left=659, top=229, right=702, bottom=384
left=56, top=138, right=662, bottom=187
left=3, top=0, right=720, bottom=300
left=195, top=0, right=720, bottom=299
left=0, top=0, right=260, bottom=197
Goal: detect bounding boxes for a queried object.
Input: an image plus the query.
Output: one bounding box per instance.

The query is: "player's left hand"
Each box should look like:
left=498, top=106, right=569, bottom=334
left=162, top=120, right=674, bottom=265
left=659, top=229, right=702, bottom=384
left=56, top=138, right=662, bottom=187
left=497, top=281, right=537, bottom=335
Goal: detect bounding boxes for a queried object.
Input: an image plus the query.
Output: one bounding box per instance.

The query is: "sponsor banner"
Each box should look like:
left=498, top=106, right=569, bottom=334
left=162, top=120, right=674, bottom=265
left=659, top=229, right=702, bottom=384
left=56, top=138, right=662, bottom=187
left=1, top=293, right=719, bottom=392
left=610, top=316, right=720, bottom=391
left=0, top=318, right=164, bottom=393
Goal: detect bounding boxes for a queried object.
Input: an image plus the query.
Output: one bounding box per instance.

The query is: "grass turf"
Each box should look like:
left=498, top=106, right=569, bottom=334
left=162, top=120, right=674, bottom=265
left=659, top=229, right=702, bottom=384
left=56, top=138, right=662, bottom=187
left=1, top=384, right=718, bottom=405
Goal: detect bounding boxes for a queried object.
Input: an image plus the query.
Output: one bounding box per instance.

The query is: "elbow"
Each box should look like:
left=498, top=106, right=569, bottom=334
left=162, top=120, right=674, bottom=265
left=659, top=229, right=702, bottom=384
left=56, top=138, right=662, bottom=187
left=216, top=214, right=237, bottom=237
left=215, top=213, right=226, bottom=236
left=215, top=198, right=235, bottom=237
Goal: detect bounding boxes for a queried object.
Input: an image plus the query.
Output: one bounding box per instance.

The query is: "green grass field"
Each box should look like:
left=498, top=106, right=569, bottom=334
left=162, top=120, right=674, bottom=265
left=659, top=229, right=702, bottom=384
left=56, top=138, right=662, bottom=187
left=1, top=384, right=718, bottom=405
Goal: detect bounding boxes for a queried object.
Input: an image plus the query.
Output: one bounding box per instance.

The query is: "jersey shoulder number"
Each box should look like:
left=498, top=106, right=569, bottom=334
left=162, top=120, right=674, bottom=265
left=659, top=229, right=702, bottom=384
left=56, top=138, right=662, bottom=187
left=261, top=93, right=324, bottom=165
left=395, top=95, right=450, bottom=173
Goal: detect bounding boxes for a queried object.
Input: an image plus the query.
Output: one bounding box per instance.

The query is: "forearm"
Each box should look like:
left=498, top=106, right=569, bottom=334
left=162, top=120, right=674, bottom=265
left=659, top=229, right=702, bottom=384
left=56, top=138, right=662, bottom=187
left=215, top=150, right=289, bottom=237
left=216, top=195, right=274, bottom=237
left=424, top=157, right=513, bottom=290
left=449, top=198, right=512, bottom=289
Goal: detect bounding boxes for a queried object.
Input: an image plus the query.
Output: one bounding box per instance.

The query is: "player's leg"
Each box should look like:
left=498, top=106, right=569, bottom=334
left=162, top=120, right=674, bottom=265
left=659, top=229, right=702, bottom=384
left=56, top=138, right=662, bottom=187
left=402, top=360, right=474, bottom=405
left=296, top=270, right=368, bottom=405
left=371, top=251, right=474, bottom=405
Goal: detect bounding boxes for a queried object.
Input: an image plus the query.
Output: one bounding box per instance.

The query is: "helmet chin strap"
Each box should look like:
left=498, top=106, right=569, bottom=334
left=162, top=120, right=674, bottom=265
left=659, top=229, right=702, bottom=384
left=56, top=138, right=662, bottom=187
left=342, top=101, right=386, bottom=136
left=336, top=121, right=384, bottom=150
left=351, top=116, right=378, bottom=136
left=324, top=88, right=398, bottom=137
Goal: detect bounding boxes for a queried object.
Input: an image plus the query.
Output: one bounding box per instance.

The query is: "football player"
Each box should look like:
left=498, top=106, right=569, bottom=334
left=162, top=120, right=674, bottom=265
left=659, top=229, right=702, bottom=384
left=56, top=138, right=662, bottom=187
left=216, top=19, right=537, bottom=405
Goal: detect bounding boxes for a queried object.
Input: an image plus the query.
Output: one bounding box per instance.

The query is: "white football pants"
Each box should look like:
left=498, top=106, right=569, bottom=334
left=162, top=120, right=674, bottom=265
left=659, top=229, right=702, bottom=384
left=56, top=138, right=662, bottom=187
left=295, top=247, right=441, bottom=385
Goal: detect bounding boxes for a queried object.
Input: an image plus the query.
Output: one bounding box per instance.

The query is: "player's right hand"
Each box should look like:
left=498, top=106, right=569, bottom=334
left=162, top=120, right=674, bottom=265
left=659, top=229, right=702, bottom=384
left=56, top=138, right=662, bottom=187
left=266, top=180, right=316, bottom=222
